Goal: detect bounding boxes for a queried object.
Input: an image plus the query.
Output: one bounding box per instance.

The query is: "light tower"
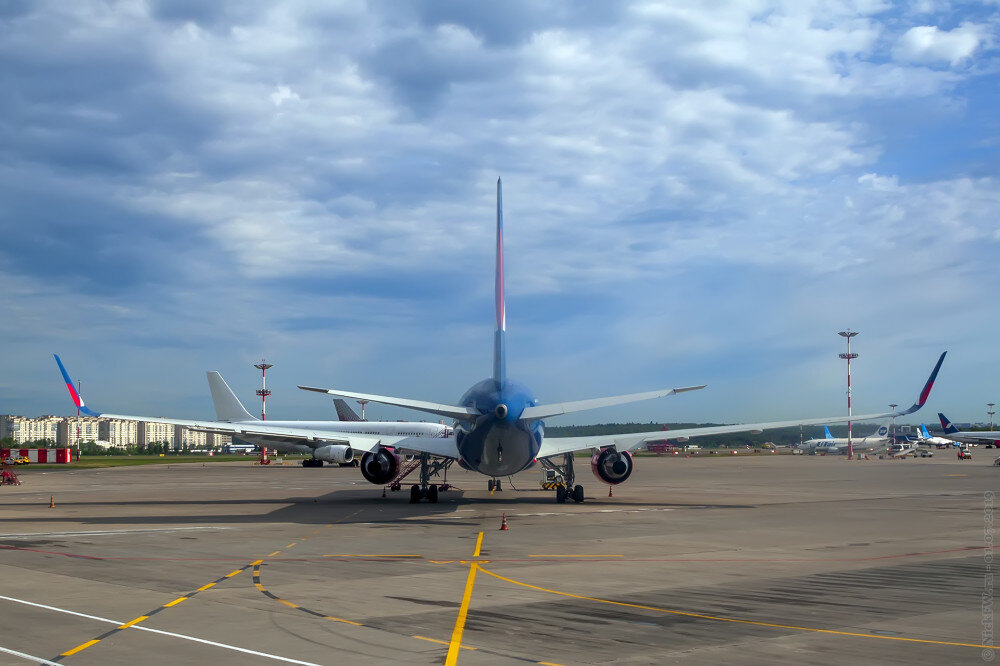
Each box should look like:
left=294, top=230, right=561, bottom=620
left=357, top=399, right=370, bottom=421
left=989, top=403, right=995, bottom=431
left=889, top=403, right=898, bottom=443
left=254, top=360, right=274, bottom=420
left=838, top=329, right=859, bottom=460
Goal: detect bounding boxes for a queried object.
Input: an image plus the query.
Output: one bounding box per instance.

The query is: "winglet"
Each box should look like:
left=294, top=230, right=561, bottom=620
left=897, top=351, right=946, bottom=416
left=53, top=354, right=101, bottom=417
left=493, top=177, right=506, bottom=388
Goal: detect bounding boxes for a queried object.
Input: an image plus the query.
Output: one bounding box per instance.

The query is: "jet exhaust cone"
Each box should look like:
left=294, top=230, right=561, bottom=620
left=495, top=404, right=508, bottom=419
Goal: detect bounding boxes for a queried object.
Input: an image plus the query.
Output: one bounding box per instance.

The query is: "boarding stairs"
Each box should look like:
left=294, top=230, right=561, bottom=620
left=387, top=458, right=421, bottom=492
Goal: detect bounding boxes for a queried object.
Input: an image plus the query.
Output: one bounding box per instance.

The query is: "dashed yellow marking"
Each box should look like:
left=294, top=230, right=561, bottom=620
left=197, top=582, right=216, bottom=592
left=163, top=596, right=188, bottom=608
left=537, top=662, right=568, bottom=666
left=278, top=599, right=299, bottom=609
left=61, top=639, right=101, bottom=656
left=250, top=559, right=263, bottom=566
left=945, top=474, right=968, bottom=477
left=267, top=550, right=281, bottom=557
left=117, top=615, right=148, bottom=629
left=326, top=616, right=363, bottom=626
left=285, top=542, right=297, bottom=548
left=477, top=567, right=1000, bottom=650
left=254, top=583, right=265, bottom=591
left=413, top=635, right=476, bottom=650
left=224, top=568, right=244, bottom=578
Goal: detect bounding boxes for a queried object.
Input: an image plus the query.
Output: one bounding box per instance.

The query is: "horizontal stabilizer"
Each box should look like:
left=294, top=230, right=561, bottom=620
left=520, top=385, right=706, bottom=421
left=298, top=386, right=479, bottom=421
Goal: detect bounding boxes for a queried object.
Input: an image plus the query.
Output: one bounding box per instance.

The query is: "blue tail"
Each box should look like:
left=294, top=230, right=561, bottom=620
left=493, top=178, right=506, bottom=388
left=938, top=412, right=959, bottom=434
left=921, top=423, right=931, bottom=439
left=823, top=426, right=833, bottom=439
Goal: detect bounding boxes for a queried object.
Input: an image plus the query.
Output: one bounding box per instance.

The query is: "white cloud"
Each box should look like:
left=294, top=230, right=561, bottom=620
left=894, top=24, right=984, bottom=65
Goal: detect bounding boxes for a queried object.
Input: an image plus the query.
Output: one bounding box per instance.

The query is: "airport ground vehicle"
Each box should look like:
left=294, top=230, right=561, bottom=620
left=957, top=449, right=973, bottom=460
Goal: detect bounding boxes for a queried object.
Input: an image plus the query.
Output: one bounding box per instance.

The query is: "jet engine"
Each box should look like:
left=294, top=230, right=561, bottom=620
left=591, top=447, right=633, bottom=485
left=313, top=444, right=354, bottom=464
left=360, top=447, right=400, bottom=485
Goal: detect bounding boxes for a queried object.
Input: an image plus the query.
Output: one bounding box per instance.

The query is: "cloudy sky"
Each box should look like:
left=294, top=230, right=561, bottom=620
left=1, top=0, right=998, bottom=428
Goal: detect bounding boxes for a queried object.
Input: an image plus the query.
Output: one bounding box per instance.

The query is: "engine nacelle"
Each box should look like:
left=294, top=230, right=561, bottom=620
left=591, top=447, right=634, bottom=485
left=313, top=444, right=354, bottom=464
left=360, top=448, right=400, bottom=485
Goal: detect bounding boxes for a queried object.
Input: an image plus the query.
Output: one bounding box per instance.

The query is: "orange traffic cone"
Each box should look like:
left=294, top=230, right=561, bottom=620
left=49, top=495, right=55, bottom=508
left=499, top=513, right=509, bottom=531
left=608, top=485, right=613, bottom=498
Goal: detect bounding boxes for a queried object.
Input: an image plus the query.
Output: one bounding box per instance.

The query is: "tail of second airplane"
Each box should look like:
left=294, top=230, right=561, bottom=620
left=207, top=372, right=257, bottom=422
left=493, top=177, right=506, bottom=388
left=334, top=398, right=364, bottom=422
left=823, top=426, right=833, bottom=439
left=921, top=423, right=931, bottom=439
left=938, top=412, right=960, bottom=434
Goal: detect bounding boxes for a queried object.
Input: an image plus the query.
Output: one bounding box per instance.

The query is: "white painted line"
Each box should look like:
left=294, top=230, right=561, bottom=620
left=0, top=594, right=322, bottom=666
left=0, top=527, right=229, bottom=539
left=0, top=644, right=62, bottom=665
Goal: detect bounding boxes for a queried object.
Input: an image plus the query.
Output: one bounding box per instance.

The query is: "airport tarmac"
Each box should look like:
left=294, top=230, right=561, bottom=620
left=0, top=454, right=996, bottom=665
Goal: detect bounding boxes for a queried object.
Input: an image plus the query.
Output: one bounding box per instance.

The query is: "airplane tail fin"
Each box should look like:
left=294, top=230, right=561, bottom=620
left=493, top=177, right=506, bottom=388
left=206, top=372, right=257, bottom=422
left=334, top=398, right=364, bottom=422
left=872, top=422, right=890, bottom=438
left=823, top=426, right=833, bottom=439
left=938, top=412, right=959, bottom=434
left=921, top=423, right=931, bottom=439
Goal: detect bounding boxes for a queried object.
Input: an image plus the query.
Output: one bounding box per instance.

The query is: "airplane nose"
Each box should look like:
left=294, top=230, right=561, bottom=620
left=495, top=404, right=508, bottom=419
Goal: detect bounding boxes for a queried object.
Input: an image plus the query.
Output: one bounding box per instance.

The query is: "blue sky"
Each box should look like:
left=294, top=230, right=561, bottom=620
left=1, top=0, right=998, bottom=427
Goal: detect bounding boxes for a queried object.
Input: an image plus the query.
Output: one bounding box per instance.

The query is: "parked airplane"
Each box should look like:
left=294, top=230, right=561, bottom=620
left=938, top=413, right=1000, bottom=447
left=56, top=181, right=946, bottom=504
left=798, top=422, right=892, bottom=454
left=55, top=361, right=451, bottom=468
left=916, top=423, right=958, bottom=448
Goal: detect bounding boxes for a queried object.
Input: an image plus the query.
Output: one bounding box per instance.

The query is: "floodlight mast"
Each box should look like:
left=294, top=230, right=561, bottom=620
left=254, top=360, right=274, bottom=420
left=889, top=403, right=898, bottom=443
left=838, top=330, right=859, bottom=460
left=988, top=403, right=995, bottom=431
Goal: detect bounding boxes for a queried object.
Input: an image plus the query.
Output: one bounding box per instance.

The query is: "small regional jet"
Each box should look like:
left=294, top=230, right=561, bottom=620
left=937, top=413, right=1000, bottom=447
left=56, top=180, right=946, bottom=503
left=798, top=422, right=892, bottom=454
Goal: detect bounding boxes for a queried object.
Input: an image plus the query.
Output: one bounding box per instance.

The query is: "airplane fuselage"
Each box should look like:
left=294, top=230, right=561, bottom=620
left=454, top=378, right=543, bottom=476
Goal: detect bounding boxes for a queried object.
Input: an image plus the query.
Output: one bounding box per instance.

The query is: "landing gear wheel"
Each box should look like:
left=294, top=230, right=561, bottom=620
left=410, top=484, right=423, bottom=503
left=426, top=484, right=439, bottom=503
left=572, top=485, right=585, bottom=503
left=488, top=479, right=495, bottom=492
left=556, top=485, right=567, bottom=503
left=495, top=479, right=502, bottom=492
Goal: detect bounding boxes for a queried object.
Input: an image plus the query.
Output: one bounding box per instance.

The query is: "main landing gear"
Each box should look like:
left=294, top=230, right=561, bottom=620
left=488, top=478, right=502, bottom=492
left=542, top=453, right=585, bottom=503
left=408, top=454, right=453, bottom=503
left=301, top=458, right=324, bottom=468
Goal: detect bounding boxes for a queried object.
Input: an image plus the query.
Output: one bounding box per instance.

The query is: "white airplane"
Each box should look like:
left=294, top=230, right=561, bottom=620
left=916, top=423, right=958, bottom=448
left=798, top=422, right=892, bottom=454
left=56, top=180, right=947, bottom=504
left=938, top=413, right=1000, bottom=447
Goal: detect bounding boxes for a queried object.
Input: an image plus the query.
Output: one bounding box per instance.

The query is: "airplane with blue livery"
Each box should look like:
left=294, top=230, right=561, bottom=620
left=56, top=180, right=947, bottom=503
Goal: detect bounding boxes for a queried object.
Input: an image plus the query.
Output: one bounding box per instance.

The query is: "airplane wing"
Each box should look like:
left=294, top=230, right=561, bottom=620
left=297, top=385, right=480, bottom=421
left=520, top=385, right=706, bottom=420
left=53, top=355, right=459, bottom=457
left=537, top=351, right=946, bottom=459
